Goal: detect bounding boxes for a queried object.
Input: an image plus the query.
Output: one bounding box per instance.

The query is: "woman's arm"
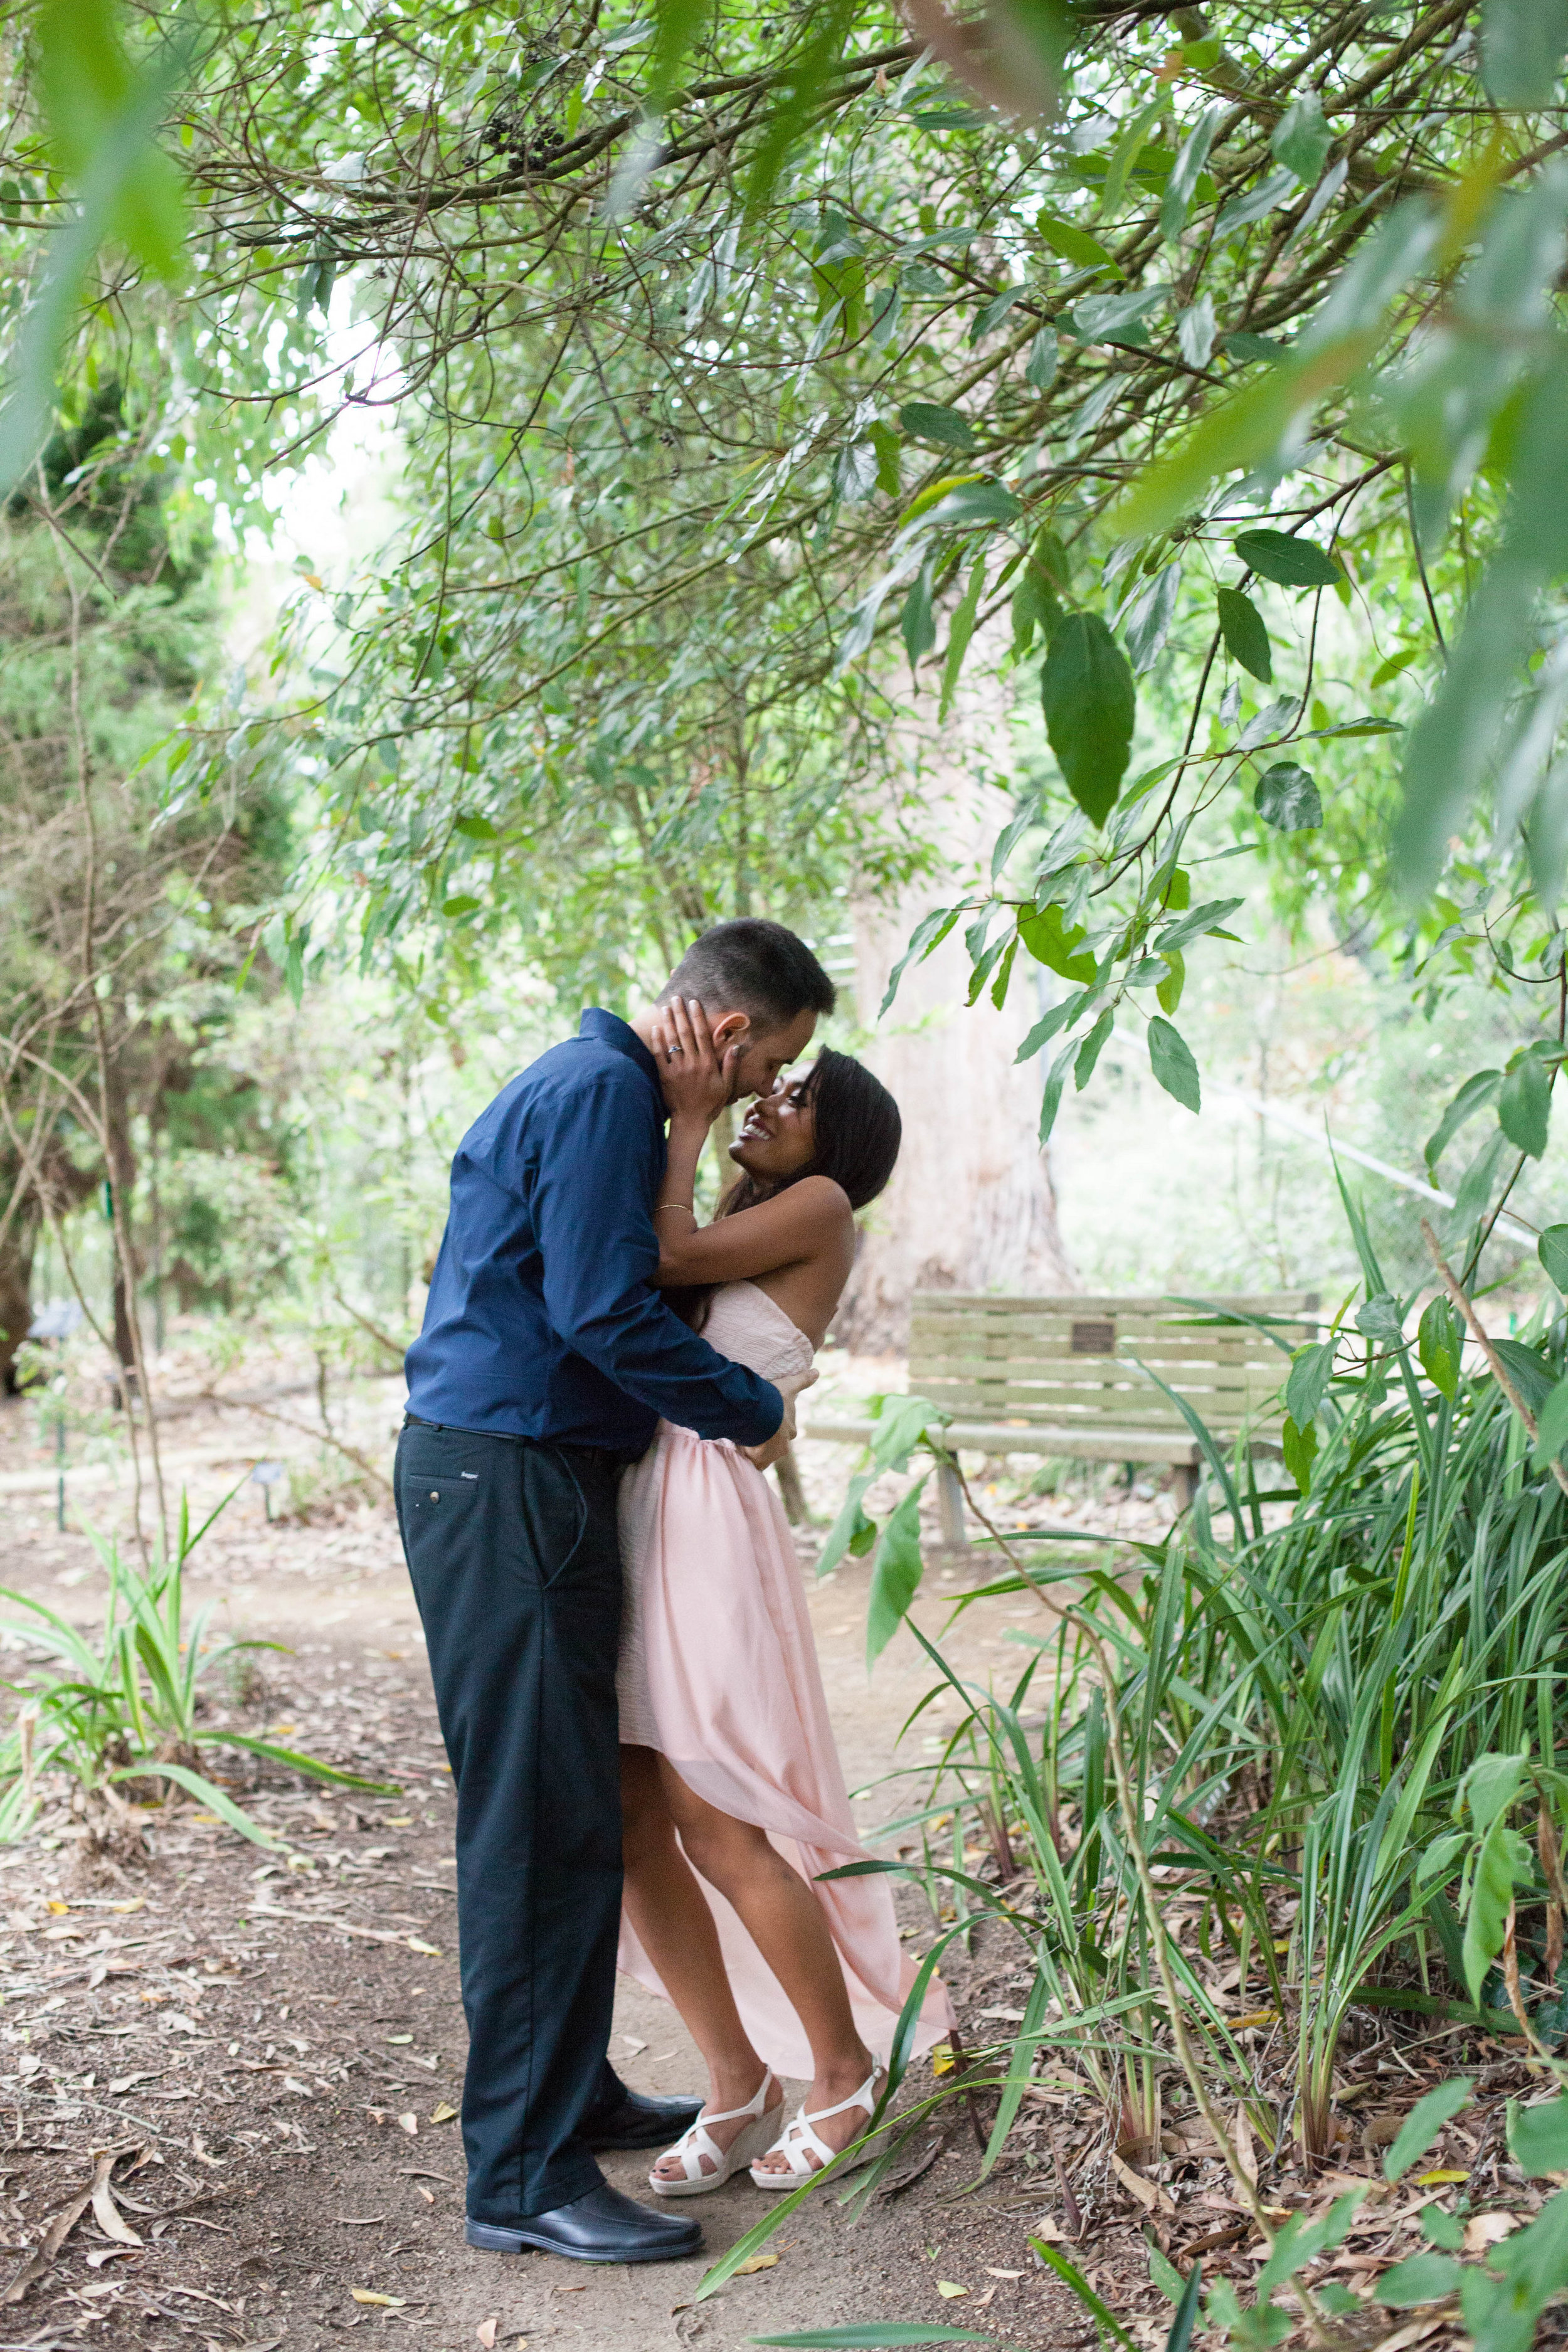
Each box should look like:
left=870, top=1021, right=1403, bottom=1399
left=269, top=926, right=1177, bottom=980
left=654, top=1173, right=851, bottom=1287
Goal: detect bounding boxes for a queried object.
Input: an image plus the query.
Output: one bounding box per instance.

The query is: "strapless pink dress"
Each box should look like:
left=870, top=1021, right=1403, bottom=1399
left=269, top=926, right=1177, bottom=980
left=615, top=1280, right=952, bottom=2077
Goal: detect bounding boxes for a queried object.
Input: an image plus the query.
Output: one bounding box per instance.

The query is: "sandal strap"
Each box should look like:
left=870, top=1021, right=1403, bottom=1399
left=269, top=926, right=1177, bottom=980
left=801, top=2065, right=884, bottom=2129
left=692, top=2069, right=775, bottom=2130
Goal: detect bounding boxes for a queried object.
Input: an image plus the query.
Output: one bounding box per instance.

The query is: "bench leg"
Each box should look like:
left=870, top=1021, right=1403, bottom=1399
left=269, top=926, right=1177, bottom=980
left=936, top=1458, right=968, bottom=1549
left=1171, top=1462, right=1197, bottom=1515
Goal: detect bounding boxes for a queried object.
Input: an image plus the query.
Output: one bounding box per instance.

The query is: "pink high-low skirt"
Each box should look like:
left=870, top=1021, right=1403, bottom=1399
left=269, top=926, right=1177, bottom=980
left=615, top=1281, right=952, bottom=2079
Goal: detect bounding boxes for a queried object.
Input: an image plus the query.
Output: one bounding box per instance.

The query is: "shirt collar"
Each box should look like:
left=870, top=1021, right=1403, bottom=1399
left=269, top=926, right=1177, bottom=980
left=579, top=1007, right=664, bottom=1100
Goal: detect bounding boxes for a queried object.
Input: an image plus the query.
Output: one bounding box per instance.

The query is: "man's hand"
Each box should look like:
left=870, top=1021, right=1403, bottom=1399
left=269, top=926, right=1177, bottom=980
left=743, top=1366, right=817, bottom=1474
left=652, top=997, right=737, bottom=1126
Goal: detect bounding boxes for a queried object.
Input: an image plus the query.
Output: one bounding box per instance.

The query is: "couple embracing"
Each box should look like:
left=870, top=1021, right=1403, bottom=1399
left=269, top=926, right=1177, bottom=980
left=396, top=920, right=951, bottom=2268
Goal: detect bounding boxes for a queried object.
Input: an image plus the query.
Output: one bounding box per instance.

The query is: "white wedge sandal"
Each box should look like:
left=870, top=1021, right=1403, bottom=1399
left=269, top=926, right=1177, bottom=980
left=648, top=2069, right=784, bottom=2198
left=749, top=2063, right=889, bottom=2190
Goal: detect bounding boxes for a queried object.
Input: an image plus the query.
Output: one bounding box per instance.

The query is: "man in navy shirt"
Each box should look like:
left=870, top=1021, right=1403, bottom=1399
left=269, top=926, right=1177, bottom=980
left=398, top=920, right=834, bottom=2267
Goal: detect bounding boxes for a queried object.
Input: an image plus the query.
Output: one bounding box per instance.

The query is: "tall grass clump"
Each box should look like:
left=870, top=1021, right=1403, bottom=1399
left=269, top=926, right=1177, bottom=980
left=0, top=1488, right=393, bottom=1853
left=698, top=1203, right=1568, bottom=2337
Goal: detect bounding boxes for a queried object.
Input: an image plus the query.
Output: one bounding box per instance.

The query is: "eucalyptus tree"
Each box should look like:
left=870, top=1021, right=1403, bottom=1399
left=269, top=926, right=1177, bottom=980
left=11, top=1, right=1568, bottom=1255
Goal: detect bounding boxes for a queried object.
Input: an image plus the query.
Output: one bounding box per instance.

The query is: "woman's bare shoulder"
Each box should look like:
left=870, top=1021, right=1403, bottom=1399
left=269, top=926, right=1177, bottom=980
left=778, top=1173, right=854, bottom=1226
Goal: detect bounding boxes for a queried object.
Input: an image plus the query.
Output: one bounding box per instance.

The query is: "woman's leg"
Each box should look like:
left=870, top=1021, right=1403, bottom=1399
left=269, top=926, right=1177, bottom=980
left=620, top=1746, right=774, bottom=2179
left=654, top=1757, right=877, bottom=2173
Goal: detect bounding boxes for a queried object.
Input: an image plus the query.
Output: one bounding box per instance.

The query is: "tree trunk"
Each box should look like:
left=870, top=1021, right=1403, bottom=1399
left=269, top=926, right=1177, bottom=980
left=834, top=770, right=1076, bottom=1353
left=0, top=1207, right=36, bottom=1396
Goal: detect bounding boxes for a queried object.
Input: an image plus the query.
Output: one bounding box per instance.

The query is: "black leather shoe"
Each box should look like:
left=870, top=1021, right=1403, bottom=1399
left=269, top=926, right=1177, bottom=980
left=585, top=2084, right=704, bottom=2151
left=465, top=2184, right=701, bottom=2265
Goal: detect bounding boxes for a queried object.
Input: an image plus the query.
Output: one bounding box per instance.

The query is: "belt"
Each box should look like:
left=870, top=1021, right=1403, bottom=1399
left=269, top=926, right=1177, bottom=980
left=401, top=1413, right=635, bottom=1470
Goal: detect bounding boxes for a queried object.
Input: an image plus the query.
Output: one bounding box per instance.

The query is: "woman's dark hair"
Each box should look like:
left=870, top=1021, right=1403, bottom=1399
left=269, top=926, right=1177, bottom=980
left=670, top=1049, right=901, bottom=1328
left=723, top=1048, right=901, bottom=1218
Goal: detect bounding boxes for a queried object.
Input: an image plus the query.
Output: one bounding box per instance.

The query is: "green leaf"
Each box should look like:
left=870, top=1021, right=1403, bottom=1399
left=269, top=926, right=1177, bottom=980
left=1253, top=762, right=1322, bottom=830
left=1385, top=2079, right=1475, bottom=2182
left=1156, top=948, right=1185, bottom=1014
left=1123, top=565, right=1182, bottom=677
left=869, top=420, right=901, bottom=494
left=1480, top=0, right=1568, bottom=107
left=1418, top=1297, right=1462, bottom=1401
left=452, top=813, right=499, bottom=841
left=1217, top=586, right=1272, bottom=682
left=1039, top=1036, right=1079, bottom=1141
left=1074, top=1009, right=1114, bottom=1089
left=1035, top=213, right=1120, bottom=275
left=1025, top=326, right=1059, bottom=388
left=1512, top=2094, right=1568, bottom=2175
left=1220, top=331, right=1287, bottom=366
left=880, top=905, right=960, bottom=1015
left=1491, top=1337, right=1560, bottom=1412
left=1041, top=614, right=1136, bottom=825
left=1166, top=2259, right=1204, bottom=2352
left=1031, top=2238, right=1140, bottom=2352
left=940, top=556, right=987, bottom=720
left=1499, top=1054, right=1552, bottom=1158
left=1233, top=529, right=1341, bottom=587
left=924, top=480, right=1020, bottom=531
left=1113, top=204, right=1438, bottom=543
left=1422, top=2206, right=1466, bottom=2251
left=1217, top=166, right=1300, bottom=236
left=1425, top=1069, right=1503, bottom=1174
left=899, top=401, right=975, bottom=452
left=1395, top=349, right=1568, bottom=896
left=1019, top=902, right=1097, bottom=983
left=866, top=1478, right=928, bottom=1663
left=901, top=563, right=936, bottom=670
left=1281, top=1414, right=1317, bottom=1496
left=1540, top=1225, right=1568, bottom=1290
left=441, top=896, right=482, bottom=918
left=1271, top=93, right=1332, bottom=184
left=1285, top=1338, right=1335, bottom=1425
left=1153, top=896, right=1245, bottom=955
left=1464, top=1815, right=1533, bottom=2005
left=1532, top=1373, right=1568, bottom=1468
left=1372, top=647, right=1422, bottom=688
left=109, top=1759, right=280, bottom=1850
left=1374, top=2253, right=1464, bottom=2307
left=817, top=1470, right=878, bottom=1578
left=1148, top=1017, right=1200, bottom=1113
left=1147, top=2240, right=1187, bottom=2306
left=1161, top=103, right=1222, bottom=241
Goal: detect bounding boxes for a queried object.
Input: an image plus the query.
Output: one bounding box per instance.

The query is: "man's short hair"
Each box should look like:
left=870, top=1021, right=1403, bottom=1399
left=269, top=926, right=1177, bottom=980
left=659, top=919, right=836, bottom=1029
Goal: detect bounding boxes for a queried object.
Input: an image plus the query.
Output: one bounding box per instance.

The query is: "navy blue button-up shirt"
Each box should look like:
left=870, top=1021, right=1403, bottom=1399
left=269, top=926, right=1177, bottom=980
left=404, top=1009, right=783, bottom=1451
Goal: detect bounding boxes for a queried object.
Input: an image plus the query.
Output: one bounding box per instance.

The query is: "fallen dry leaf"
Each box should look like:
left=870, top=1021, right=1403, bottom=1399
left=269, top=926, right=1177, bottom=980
left=1465, top=2212, right=1522, bottom=2254
left=1110, top=2151, right=1175, bottom=2215
left=45, top=1899, right=68, bottom=1915
left=936, top=2282, right=969, bottom=2300
left=397, top=2113, right=419, bottom=2137
left=430, top=2102, right=458, bottom=2124
left=408, top=1938, right=443, bottom=1956
left=90, top=2154, right=142, bottom=2249
left=1415, top=2169, right=1469, bottom=2186
left=477, top=2319, right=498, bottom=2349
left=985, top=2267, right=1024, bottom=2279
left=620, top=2035, right=649, bottom=2055
left=734, top=2255, right=780, bottom=2275
left=351, top=2289, right=407, bottom=2308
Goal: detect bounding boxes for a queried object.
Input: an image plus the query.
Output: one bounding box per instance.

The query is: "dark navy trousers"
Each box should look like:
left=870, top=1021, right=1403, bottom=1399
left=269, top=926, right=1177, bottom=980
left=395, top=1418, right=628, bottom=2220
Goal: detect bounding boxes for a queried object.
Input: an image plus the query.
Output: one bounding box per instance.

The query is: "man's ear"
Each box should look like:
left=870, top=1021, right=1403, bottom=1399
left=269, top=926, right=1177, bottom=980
left=709, top=1010, right=751, bottom=1048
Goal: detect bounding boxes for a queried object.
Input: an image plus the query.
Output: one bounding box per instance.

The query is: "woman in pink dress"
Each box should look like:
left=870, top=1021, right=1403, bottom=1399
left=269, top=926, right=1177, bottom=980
left=617, top=998, right=951, bottom=2196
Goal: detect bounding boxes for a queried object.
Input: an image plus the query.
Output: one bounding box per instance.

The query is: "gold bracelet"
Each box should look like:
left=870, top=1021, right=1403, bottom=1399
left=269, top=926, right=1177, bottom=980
left=654, top=1201, right=696, bottom=1214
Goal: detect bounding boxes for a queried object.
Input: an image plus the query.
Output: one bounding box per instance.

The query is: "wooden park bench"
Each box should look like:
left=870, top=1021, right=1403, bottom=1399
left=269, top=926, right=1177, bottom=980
left=804, top=1290, right=1319, bottom=1544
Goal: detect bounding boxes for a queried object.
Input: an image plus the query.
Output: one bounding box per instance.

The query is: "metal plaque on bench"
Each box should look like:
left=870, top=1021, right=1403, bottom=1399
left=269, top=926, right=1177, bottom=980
left=1070, top=1318, right=1116, bottom=1356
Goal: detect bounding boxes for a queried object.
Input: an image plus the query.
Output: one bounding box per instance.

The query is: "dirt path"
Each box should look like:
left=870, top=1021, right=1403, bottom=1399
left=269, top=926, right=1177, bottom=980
left=0, top=1382, right=1189, bottom=2352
